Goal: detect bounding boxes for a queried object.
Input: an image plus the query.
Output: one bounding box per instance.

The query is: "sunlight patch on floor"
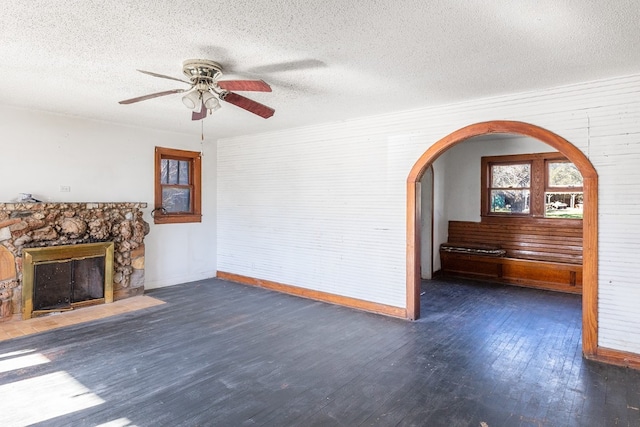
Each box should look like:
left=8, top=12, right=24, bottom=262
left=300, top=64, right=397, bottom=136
left=0, top=352, right=50, bottom=374
left=0, top=370, right=105, bottom=425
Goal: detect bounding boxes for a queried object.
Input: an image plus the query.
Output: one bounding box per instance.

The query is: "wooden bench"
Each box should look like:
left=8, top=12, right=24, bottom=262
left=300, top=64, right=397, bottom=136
left=439, top=220, right=583, bottom=294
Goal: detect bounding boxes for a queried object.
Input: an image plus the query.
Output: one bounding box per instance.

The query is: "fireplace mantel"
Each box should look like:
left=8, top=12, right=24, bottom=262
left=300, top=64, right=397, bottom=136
left=0, top=202, right=149, bottom=321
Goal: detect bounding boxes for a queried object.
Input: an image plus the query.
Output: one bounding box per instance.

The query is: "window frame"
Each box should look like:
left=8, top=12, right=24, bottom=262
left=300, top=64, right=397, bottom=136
left=154, top=146, right=202, bottom=224
left=485, top=160, right=532, bottom=217
left=481, top=152, right=581, bottom=220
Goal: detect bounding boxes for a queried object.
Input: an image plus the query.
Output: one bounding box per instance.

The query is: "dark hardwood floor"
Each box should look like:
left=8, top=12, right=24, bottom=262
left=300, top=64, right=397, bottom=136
left=1, top=277, right=639, bottom=426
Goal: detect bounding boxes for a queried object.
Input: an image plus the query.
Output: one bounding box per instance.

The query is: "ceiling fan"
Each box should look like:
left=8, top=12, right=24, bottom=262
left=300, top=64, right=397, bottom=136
left=119, top=59, right=275, bottom=120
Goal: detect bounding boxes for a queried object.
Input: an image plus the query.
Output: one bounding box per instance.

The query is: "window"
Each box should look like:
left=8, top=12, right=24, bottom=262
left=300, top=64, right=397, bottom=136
left=481, top=152, right=583, bottom=219
left=545, top=160, right=583, bottom=219
left=488, top=162, right=531, bottom=214
left=154, top=147, right=202, bottom=224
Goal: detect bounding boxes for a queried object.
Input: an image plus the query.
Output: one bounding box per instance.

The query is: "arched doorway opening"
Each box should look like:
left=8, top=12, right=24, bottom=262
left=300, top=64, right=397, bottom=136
left=406, top=121, right=598, bottom=357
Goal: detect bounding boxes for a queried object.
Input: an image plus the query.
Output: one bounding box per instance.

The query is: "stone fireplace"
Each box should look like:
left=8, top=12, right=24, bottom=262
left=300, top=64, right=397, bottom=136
left=0, top=202, right=149, bottom=321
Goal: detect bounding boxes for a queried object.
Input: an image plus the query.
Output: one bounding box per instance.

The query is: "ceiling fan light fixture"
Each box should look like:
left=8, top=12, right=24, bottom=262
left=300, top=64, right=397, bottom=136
left=119, top=59, right=275, bottom=120
left=202, top=91, right=221, bottom=111
left=181, top=90, right=201, bottom=109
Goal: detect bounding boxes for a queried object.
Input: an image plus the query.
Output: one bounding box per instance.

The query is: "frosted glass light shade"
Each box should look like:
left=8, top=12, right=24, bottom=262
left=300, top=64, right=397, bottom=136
left=202, top=91, right=221, bottom=111
left=181, top=90, right=201, bottom=109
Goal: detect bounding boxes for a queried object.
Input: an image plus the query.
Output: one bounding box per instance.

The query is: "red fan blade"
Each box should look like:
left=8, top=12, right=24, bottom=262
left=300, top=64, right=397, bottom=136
left=137, top=69, right=191, bottom=85
left=192, top=101, right=208, bottom=121
left=223, top=92, right=275, bottom=119
left=217, top=80, right=272, bottom=92
left=119, top=89, right=186, bottom=104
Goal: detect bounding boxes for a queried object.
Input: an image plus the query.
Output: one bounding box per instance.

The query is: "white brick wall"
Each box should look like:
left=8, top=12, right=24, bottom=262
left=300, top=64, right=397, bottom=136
left=218, top=74, right=640, bottom=354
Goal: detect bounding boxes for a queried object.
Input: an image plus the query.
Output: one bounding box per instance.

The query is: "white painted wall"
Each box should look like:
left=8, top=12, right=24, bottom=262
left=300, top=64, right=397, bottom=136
left=218, top=73, right=640, bottom=355
left=0, top=106, right=217, bottom=289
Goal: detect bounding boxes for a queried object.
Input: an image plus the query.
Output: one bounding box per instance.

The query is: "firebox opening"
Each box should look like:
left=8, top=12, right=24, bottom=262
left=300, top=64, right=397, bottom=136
left=22, top=242, right=114, bottom=319
left=33, top=256, right=106, bottom=313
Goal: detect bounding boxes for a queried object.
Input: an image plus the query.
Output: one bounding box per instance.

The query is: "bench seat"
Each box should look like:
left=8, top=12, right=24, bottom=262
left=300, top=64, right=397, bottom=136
left=440, top=220, right=583, bottom=294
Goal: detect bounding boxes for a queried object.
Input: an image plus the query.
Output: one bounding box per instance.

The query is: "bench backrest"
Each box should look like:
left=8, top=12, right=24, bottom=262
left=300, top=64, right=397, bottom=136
left=447, top=220, right=583, bottom=265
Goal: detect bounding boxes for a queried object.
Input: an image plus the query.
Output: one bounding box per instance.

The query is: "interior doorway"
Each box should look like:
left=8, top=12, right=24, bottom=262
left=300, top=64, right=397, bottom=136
left=419, top=166, right=434, bottom=280
left=406, top=121, right=598, bottom=358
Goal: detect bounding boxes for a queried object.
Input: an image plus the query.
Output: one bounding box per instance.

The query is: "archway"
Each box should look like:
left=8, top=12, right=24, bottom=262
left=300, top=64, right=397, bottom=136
left=406, top=120, right=598, bottom=357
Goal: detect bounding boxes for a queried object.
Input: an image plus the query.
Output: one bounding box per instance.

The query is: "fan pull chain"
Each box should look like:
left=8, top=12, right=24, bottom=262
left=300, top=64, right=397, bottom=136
left=200, top=120, right=205, bottom=157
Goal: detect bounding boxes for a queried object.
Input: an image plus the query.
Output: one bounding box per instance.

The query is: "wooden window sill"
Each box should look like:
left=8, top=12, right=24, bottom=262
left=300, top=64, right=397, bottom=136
left=154, top=214, right=202, bottom=224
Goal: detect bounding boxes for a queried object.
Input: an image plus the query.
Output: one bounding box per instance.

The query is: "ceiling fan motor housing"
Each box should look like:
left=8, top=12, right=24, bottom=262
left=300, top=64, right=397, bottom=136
left=182, top=59, right=223, bottom=83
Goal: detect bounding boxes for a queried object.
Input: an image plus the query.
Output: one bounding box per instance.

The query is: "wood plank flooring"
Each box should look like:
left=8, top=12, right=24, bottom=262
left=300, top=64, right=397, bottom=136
left=0, top=277, right=639, bottom=426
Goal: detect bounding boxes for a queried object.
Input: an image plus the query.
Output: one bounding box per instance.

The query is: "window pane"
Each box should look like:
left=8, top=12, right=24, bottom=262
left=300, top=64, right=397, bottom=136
left=545, top=192, right=583, bottom=219
left=490, top=189, right=530, bottom=214
left=162, top=187, right=191, bottom=213
left=491, top=164, right=531, bottom=188
left=161, top=159, right=190, bottom=185
left=178, top=160, right=190, bottom=185
left=167, top=160, right=179, bottom=185
left=161, top=159, right=169, bottom=184
left=548, top=162, right=582, bottom=187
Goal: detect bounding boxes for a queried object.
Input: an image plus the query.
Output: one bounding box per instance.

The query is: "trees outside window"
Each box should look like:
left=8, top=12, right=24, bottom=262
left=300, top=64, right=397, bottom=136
left=489, top=163, right=531, bottom=214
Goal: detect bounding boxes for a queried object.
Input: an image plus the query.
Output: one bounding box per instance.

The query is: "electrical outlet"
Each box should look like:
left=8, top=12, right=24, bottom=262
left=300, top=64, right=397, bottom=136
left=60, top=185, right=71, bottom=192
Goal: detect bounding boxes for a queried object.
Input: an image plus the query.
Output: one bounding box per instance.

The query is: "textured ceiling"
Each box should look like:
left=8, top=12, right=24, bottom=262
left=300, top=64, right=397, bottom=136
left=2, top=1, right=640, bottom=139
